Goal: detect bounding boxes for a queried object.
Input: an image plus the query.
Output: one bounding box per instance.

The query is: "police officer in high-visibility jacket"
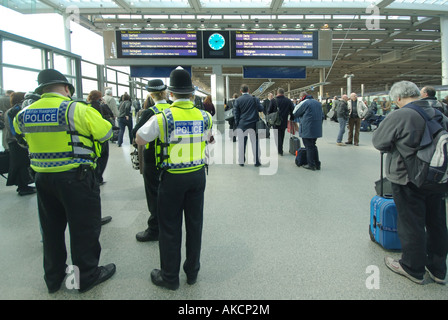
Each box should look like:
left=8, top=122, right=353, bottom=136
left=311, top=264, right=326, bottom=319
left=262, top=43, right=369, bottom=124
left=136, top=68, right=213, bottom=290
left=132, top=79, right=171, bottom=242
left=13, top=69, right=116, bottom=293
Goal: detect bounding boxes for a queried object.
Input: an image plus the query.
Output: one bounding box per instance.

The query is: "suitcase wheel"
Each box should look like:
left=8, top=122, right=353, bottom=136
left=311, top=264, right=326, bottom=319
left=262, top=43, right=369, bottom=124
left=369, top=225, right=375, bottom=242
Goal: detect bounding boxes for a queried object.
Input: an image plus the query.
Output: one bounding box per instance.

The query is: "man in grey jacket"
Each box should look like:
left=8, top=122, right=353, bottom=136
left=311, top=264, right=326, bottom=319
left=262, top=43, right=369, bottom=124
left=336, top=95, right=349, bottom=146
left=346, top=92, right=368, bottom=146
left=372, top=80, right=448, bottom=285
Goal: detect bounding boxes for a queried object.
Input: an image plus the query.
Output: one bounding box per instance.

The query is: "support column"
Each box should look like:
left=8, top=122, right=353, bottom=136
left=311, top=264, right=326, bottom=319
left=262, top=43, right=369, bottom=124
left=344, top=74, right=354, bottom=95
left=319, top=68, right=325, bottom=100
left=211, top=65, right=225, bottom=133
left=225, top=75, right=230, bottom=103
left=441, top=16, right=448, bottom=86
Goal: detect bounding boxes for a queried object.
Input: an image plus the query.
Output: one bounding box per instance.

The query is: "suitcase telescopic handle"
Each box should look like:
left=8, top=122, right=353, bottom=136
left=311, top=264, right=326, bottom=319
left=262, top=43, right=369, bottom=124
left=380, top=151, right=385, bottom=197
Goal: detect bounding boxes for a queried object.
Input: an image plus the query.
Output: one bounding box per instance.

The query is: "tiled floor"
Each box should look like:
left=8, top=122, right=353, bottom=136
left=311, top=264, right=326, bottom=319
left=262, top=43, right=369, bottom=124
left=1, top=119, right=447, bottom=300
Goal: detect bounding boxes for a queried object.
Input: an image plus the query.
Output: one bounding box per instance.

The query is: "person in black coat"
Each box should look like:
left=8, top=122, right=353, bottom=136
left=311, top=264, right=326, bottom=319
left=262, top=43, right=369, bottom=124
left=233, top=84, right=264, bottom=166
left=267, top=88, right=295, bottom=155
left=5, top=92, right=35, bottom=195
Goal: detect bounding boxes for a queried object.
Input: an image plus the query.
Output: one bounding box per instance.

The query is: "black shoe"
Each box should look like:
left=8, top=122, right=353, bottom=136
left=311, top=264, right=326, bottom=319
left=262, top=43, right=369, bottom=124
left=302, top=164, right=316, bottom=171
left=101, top=216, right=112, bottom=225
left=150, top=269, right=179, bottom=290
left=78, top=263, right=116, bottom=293
left=254, top=162, right=261, bottom=167
left=186, top=274, right=197, bottom=285
left=239, top=164, right=244, bottom=167
left=48, top=283, right=63, bottom=294
left=46, top=274, right=66, bottom=294
left=18, top=187, right=36, bottom=196
left=136, top=230, right=159, bottom=242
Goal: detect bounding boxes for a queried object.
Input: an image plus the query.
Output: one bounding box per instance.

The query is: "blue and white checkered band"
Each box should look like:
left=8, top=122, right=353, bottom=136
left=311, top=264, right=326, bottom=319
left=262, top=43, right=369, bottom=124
left=200, top=110, right=210, bottom=131
left=150, top=106, right=160, bottom=114
left=58, top=101, right=70, bottom=125
left=30, top=158, right=93, bottom=168
left=164, top=108, right=176, bottom=141
left=30, top=151, right=73, bottom=159
left=160, top=159, right=204, bottom=169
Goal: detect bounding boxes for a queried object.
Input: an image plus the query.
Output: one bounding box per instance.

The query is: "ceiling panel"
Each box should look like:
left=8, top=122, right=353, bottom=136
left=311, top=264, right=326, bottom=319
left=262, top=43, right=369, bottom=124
left=0, top=0, right=444, bottom=97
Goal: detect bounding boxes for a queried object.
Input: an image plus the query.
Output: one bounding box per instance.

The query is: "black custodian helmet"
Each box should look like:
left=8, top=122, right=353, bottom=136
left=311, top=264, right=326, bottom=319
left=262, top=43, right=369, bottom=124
left=34, top=69, right=75, bottom=96
left=167, top=67, right=195, bottom=94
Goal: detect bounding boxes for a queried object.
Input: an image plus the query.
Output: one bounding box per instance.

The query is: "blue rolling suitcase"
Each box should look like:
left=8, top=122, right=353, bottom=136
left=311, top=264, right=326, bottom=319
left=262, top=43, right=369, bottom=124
left=369, top=153, right=402, bottom=250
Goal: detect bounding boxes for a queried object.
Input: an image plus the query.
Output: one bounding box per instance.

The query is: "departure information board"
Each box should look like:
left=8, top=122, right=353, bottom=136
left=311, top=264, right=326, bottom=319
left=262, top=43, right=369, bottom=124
left=231, top=31, right=318, bottom=59
left=116, top=31, right=202, bottom=58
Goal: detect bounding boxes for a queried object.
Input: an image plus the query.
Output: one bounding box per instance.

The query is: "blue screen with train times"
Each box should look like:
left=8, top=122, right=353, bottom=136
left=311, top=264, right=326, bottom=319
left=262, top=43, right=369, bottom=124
left=231, top=31, right=318, bottom=59
left=116, top=30, right=202, bottom=58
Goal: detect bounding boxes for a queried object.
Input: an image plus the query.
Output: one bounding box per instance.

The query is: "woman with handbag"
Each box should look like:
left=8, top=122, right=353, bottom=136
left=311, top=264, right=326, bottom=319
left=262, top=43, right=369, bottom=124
left=117, top=93, right=133, bottom=147
left=225, top=93, right=238, bottom=142
left=267, top=88, right=295, bottom=156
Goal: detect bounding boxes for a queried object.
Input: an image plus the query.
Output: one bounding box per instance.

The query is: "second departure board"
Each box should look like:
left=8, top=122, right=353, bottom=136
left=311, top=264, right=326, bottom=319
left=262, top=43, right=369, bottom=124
left=116, top=30, right=202, bottom=58
left=231, top=31, right=318, bottom=59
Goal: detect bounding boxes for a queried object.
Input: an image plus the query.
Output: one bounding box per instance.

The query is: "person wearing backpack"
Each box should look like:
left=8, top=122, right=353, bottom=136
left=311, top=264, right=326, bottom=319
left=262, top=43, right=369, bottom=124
left=372, top=80, right=448, bottom=285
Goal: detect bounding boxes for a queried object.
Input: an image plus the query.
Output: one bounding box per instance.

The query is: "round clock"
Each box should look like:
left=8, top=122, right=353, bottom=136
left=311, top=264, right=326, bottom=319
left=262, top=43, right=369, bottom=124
left=208, top=33, right=225, bottom=51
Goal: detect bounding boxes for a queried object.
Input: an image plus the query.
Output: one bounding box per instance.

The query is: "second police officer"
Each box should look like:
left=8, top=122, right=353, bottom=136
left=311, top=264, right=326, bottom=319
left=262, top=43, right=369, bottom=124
left=132, top=79, right=171, bottom=242
left=135, top=67, right=213, bottom=290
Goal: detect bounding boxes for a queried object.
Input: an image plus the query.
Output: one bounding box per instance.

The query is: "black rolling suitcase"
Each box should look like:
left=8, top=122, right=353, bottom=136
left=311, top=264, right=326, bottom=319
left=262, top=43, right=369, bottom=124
left=0, top=150, right=10, bottom=179
left=289, top=136, right=301, bottom=155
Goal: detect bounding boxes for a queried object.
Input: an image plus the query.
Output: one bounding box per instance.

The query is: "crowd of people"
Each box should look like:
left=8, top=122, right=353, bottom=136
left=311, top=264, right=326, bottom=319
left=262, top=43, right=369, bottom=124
left=1, top=71, right=447, bottom=295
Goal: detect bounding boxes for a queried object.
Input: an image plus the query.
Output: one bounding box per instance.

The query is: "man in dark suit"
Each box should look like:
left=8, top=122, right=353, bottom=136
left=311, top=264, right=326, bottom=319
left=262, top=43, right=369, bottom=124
left=233, top=84, right=264, bottom=167
left=267, top=88, right=295, bottom=155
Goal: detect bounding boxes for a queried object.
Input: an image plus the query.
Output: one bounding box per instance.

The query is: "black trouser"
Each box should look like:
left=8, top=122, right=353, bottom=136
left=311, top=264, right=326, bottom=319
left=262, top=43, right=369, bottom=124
left=274, top=126, right=286, bottom=154
left=35, top=168, right=102, bottom=291
left=6, top=141, right=32, bottom=190
left=391, top=182, right=448, bottom=280
left=95, top=141, right=109, bottom=184
left=302, top=138, right=319, bottom=168
left=236, top=123, right=260, bottom=165
left=143, top=161, right=160, bottom=235
left=157, top=167, right=206, bottom=285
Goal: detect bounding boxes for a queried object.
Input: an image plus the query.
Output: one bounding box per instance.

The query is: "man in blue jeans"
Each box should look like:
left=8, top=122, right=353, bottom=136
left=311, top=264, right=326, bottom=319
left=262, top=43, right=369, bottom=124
left=336, top=95, right=349, bottom=146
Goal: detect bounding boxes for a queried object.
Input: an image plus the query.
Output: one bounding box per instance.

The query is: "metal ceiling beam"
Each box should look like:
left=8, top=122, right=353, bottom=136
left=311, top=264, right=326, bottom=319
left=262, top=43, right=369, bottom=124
left=376, top=0, right=396, bottom=9
left=113, top=0, right=132, bottom=11
left=188, top=0, right=201, bottom=12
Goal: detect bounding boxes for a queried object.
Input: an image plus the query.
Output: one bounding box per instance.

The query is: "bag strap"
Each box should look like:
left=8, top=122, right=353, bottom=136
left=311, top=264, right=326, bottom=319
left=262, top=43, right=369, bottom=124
left=404, top=103, right=444, bottom=148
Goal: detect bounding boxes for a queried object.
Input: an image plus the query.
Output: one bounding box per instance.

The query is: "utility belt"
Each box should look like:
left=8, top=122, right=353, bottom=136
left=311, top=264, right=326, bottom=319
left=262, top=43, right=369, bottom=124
left=158, top=164, right=207, bottom=182
left=33, top=163, right=94, bottom=181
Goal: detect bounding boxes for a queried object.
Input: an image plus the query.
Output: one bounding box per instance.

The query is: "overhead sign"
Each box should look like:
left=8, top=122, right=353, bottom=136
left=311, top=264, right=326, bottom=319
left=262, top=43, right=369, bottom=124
left=231, top=31, right=318, bottom=59
left=116, top=30, right=202, bottom=58
left=243, top=66, right=306, bottom=79
left=104, top=30, right=332, bottom=67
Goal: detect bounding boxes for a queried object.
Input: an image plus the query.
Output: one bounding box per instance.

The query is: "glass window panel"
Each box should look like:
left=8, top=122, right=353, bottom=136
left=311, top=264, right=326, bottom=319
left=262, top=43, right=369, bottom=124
left=2, top=40, right=42, bottom=70
left=82, top=78, right=99, bottom=98
left=106, top=69, right=118, bottom=84
left=201, top=0, right=271, bottom=8
left=81, top=61, right=98, bottom=78
left=132, top=0, right=189, bottom=8
left=118, top=85, right=130, bottom=98
left=117, top=72, right=129, bottom=85
left=3, top=67, right=40, bottom=93
left=53, top=53, right=74, bottom=75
